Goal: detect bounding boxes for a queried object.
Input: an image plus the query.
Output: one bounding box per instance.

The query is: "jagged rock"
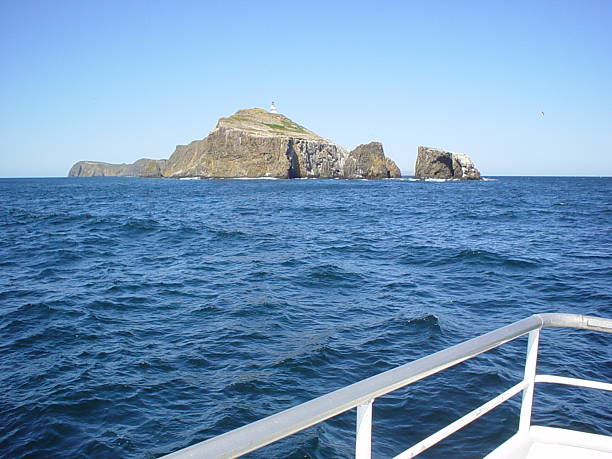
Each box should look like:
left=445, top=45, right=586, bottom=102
left=343, top=142, right=401, bottom=179
left=414, top=146, right=481, bottom=180
left=68, top=159, right=167, bottom=177
left=450, top=153, right=481, bottom=180
left=68, top=108, right=401, bottom=180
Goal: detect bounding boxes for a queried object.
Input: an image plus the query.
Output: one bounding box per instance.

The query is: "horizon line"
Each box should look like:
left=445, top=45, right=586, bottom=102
left=1, top=174, right=612, bottom=179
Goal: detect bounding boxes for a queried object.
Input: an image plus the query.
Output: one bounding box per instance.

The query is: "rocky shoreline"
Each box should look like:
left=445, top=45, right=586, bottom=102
left=69, top=108, right=401, bottom=180
left=69, top=109, right=483, bottom=181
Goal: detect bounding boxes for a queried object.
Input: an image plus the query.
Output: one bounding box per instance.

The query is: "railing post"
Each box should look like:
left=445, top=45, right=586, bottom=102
left=519, top=329, right=540, bottom=432
left=356, top=399, right=373, bottom=459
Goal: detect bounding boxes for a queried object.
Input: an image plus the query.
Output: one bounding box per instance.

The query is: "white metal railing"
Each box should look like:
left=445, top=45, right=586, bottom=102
left=161, top=313, right=612, bottom=459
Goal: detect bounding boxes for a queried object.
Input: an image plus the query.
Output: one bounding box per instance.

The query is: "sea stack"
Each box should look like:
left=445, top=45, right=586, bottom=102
left=414, top=146, right=481, bottom=180
left=68, top=108, right=401, bottom=180
left=343, top=142, right=401, bottom=179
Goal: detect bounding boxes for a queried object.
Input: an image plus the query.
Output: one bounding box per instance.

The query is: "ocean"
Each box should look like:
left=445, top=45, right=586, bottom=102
left=0, top=176, right=610, bottom=458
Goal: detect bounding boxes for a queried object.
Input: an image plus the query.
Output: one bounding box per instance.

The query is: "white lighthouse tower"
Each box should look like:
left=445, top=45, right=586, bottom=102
left=269, top=102, right=277, bottom=113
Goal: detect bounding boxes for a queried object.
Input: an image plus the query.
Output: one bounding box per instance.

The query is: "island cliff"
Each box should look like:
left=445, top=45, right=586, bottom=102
left=414, top=146, right=481, bottom=180
left=68, top=108, right=401, bottom=180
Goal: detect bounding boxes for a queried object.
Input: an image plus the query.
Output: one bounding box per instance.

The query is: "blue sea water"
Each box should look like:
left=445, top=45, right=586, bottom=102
left=0, top=176, right=610, bottom=458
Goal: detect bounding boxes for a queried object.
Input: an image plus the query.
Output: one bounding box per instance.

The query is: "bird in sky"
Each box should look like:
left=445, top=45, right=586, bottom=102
left=541, top=111, right=545, bottom=117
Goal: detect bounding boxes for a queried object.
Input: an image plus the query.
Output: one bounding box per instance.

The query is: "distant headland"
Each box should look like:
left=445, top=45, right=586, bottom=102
left=69, top=107, right=401, bottom=180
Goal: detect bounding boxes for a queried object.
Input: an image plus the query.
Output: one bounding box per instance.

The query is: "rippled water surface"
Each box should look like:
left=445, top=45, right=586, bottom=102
left=1, top=177, right=610, bottom=458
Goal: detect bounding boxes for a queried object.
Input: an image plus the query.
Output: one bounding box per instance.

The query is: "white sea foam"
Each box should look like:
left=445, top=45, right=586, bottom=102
left=232, top=176, right=279, bottom=180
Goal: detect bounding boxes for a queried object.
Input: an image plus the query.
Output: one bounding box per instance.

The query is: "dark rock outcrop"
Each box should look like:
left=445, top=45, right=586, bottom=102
left=343, top=142, right=401, bottom=179
left=414, top=146, right=481, bottom=180
left=68, top=108, right=401, bottom=179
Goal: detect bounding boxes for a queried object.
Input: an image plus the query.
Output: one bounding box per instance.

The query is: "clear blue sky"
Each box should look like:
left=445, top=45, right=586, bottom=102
left=1, top=0, right=611, bottom=177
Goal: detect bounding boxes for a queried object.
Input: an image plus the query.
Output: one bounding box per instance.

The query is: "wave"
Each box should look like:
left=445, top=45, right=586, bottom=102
left=447, top=249, right=541, bottom=268
left=120, top=218, right=159, bottom=232
left=399, top=246, right=540, bottom=269
left=303, top=263, right=365, bottom=287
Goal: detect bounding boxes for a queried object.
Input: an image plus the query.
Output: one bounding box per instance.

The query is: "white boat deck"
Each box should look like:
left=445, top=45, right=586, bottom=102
left=485, top=426, right=612, bottom=458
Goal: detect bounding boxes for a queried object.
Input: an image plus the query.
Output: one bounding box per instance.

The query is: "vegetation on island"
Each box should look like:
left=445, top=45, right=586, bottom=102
left=263, top=120, right=308, bottom=134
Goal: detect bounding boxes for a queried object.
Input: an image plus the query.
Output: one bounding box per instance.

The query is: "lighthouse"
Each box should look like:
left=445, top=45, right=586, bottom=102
left=269, top=102, right=277, bottom=113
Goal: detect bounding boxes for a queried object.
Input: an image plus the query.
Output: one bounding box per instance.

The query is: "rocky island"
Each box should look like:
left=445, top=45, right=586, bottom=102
left=414, top=146, right=481, bottom=180
left=69, top=108, right=401, bottom=180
